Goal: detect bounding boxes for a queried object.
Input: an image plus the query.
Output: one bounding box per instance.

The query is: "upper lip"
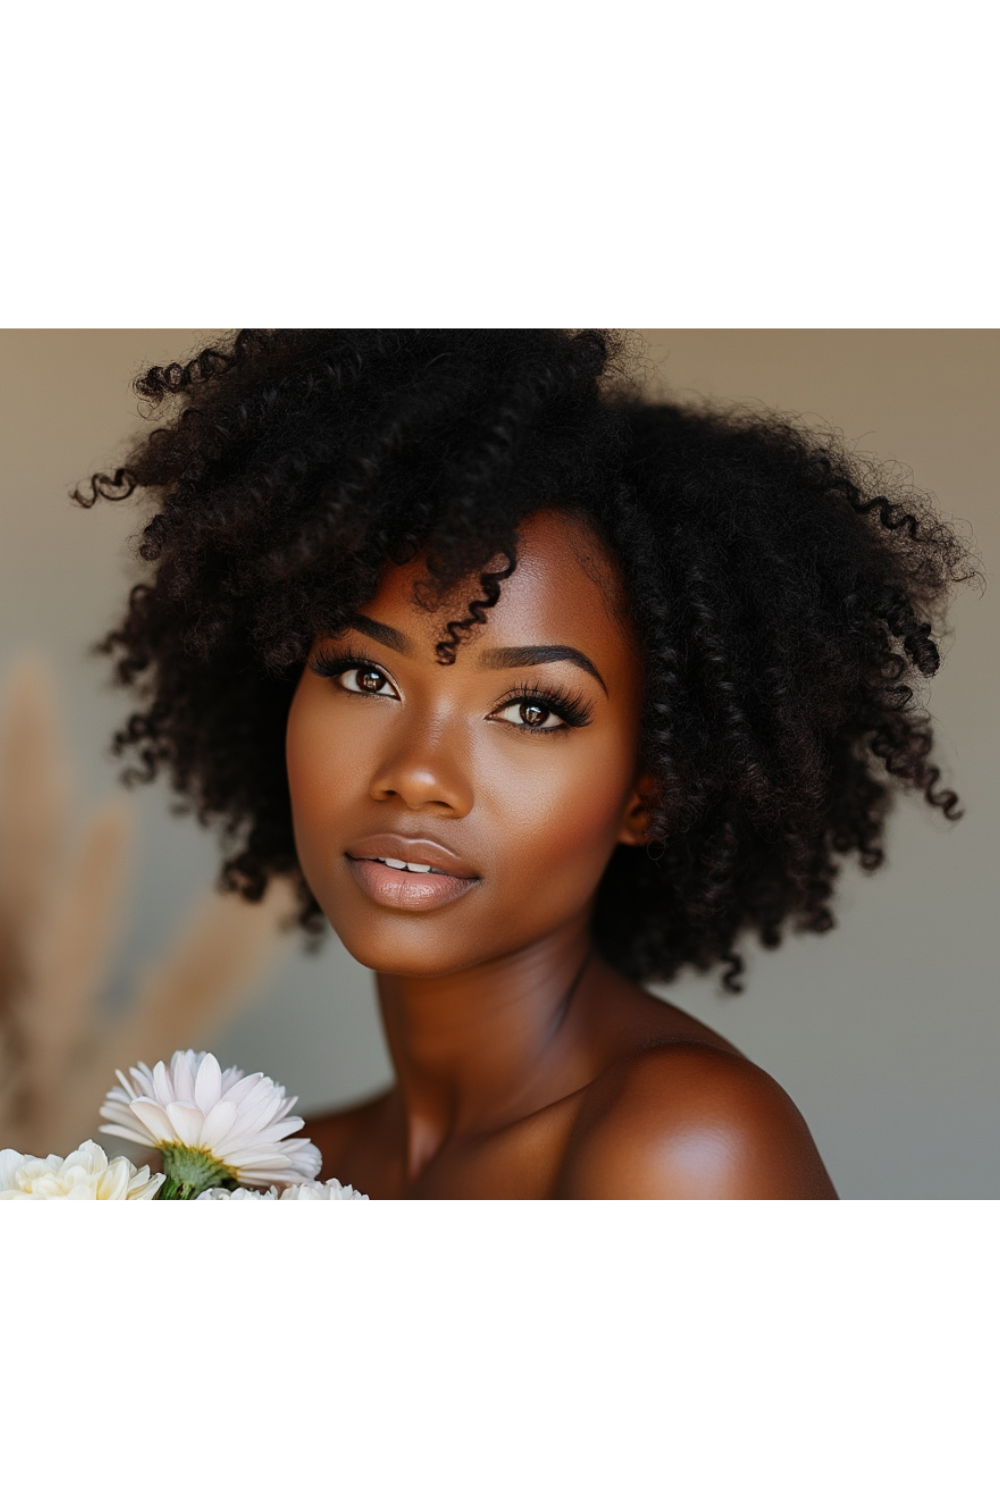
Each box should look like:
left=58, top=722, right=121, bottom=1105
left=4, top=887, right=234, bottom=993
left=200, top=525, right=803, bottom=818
left=345, top=833, right=480, bottom=880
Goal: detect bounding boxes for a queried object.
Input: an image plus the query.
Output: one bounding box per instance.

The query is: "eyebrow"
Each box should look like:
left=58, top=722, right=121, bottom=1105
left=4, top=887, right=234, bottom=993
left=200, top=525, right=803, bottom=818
left=478, top=645, right=607, bottom=694
left=347, top=613, right=410, bottom=653
left=344, top=614, right=608, bottom=695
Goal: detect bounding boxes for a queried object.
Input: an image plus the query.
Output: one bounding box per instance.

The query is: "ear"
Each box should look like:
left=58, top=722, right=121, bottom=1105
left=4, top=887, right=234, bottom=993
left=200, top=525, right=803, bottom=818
left=617, top=771, right=659, bottom=847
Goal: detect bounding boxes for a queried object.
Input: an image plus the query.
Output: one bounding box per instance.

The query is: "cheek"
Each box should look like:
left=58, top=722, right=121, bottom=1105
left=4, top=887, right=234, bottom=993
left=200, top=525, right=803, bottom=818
left=481, top=729, right=636, bottom=897
left=285, top=688, right=356, bottom=861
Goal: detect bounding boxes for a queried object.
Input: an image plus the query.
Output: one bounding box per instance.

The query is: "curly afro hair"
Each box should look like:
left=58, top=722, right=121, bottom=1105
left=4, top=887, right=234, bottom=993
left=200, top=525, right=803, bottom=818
left=73, top=329, right=977, bottom=993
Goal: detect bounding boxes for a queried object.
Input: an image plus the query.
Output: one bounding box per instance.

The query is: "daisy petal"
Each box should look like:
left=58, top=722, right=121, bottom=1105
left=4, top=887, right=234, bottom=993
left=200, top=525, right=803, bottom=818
left=171, top=1051, right=197, bottom=1105
left=218, top=1073, right=263, bottom=1108
left=200, top=1099, right=238, bottom=1150
left=98, top=1123, right=156, bottom=1148
left=194, top=1053, right=223, bottom=1114
left=114, top=1068, right=136, bottom=1100
left=128, top=1098, right=176, bottom=1144
left=151, top=1060, right=173, bottom=1106
left=164, top=1101, right=205, bottom=1146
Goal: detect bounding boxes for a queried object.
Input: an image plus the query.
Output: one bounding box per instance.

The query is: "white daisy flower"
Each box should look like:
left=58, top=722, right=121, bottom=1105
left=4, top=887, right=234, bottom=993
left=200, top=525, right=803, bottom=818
left=198, top=1179, right=368, bottom=1200
left=198, top=1185, right=280, bottom=1200
left=0, top=1140, right=165, bottom=1200
left=100, top=1050, right=322, bottom=1199
left=279, top=1179, right=369, bottom=1200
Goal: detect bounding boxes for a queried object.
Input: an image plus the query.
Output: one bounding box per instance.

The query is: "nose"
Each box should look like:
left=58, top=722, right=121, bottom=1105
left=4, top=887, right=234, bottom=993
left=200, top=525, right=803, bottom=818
left=369, top=714, right=474, bottom=816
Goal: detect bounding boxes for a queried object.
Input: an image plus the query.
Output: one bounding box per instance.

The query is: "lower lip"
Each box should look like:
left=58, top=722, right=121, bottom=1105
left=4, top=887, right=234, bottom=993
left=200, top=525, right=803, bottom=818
left=345, top=856, right=480, bottom=911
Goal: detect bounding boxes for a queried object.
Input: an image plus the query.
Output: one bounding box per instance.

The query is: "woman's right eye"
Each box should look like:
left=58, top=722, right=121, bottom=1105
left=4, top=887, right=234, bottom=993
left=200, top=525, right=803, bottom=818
left=338, top=665, right=399, bottom=698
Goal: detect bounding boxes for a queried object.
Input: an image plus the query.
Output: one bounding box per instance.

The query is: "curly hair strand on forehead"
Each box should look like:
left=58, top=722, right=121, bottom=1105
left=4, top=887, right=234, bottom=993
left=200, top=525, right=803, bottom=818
left=73, top=329, right=979, bottom=993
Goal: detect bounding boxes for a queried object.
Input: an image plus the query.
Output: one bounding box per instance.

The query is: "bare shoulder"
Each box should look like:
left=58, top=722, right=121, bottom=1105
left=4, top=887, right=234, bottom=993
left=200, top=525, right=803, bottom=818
left=555, top=1042, right=837, bottom=1199
left=303, top=1088, right=393, bottom=1169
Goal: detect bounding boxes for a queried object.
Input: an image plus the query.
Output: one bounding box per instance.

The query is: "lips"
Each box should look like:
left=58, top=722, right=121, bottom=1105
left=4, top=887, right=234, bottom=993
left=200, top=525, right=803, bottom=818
left=343, top=832, right=481, bottom=913
left=345, top=833, right=480, bottom=880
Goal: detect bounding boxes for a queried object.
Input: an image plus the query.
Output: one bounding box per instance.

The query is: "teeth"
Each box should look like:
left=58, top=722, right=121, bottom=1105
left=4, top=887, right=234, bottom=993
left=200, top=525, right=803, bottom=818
left=378, top=857, right=437, bottom=874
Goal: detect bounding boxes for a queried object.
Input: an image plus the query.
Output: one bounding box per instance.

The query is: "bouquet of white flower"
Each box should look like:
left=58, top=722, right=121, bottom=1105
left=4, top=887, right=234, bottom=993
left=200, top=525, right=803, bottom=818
left=0, top=1049, right=368, bottom=1200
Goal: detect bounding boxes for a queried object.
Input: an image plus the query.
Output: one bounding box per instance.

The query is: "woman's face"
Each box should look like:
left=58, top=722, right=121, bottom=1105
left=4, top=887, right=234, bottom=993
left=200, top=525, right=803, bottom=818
left=285, top=509, right=651, bottom=977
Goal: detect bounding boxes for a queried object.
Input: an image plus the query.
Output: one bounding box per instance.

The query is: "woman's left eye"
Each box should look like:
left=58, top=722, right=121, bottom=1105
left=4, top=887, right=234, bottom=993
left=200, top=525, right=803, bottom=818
left=492, top=699, right=566, bottom=731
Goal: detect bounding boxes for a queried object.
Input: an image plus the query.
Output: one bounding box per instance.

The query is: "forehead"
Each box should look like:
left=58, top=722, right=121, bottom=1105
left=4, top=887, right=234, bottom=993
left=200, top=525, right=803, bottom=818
left=369, top=509, right=633, bottom=655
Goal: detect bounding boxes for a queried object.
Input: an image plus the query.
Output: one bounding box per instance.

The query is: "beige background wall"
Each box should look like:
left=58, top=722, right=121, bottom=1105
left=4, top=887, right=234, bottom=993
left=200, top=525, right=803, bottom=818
left=0, top=329, right=995, bottom=1197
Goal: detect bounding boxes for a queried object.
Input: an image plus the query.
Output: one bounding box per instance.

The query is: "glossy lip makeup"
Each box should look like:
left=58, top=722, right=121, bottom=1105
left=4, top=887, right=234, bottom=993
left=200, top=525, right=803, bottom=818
left=345, top=855, right=479, bottom=911
left=344, top=834, right=481, bottom=912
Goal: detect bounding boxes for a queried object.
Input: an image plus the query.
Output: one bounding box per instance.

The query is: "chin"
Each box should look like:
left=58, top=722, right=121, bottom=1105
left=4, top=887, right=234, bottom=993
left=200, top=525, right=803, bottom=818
left=323, top=908, right=491, bottom=979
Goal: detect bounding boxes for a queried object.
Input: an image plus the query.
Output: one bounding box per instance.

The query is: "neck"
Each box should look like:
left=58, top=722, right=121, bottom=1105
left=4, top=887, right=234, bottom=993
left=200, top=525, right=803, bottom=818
left=375, top=917, right=596, bottom=1179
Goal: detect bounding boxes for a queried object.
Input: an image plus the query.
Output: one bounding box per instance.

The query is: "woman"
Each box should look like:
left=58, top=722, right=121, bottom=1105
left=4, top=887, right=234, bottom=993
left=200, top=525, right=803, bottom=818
left=75, top=329, right=972, bottom=1197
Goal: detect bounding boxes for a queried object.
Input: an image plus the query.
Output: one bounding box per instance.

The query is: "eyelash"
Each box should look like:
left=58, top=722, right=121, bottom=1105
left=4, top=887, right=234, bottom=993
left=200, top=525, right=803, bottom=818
left=493, top=679, right=593, bottom=733
left=311, top=650, right=396, bottom=699
left=309, top=650, right=594, bottom=734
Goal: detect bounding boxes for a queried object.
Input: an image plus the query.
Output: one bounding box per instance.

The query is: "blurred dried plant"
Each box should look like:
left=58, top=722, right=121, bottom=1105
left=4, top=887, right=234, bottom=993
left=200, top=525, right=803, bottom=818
left=0, top=652, right=299, bottom=1155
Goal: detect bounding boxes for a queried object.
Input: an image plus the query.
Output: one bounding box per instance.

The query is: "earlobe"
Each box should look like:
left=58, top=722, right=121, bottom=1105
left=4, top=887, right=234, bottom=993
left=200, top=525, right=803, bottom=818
left=617, top=773, right=658, bottom=847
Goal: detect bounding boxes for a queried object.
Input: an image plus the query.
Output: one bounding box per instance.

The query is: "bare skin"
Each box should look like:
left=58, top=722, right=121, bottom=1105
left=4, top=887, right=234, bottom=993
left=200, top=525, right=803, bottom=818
left=287, top=509, right=837, bottom=1199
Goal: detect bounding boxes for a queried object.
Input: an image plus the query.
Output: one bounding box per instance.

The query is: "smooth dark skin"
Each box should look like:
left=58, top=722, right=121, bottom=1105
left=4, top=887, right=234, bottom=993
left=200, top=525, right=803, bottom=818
left=288, top=510, right=838, bottom=1199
